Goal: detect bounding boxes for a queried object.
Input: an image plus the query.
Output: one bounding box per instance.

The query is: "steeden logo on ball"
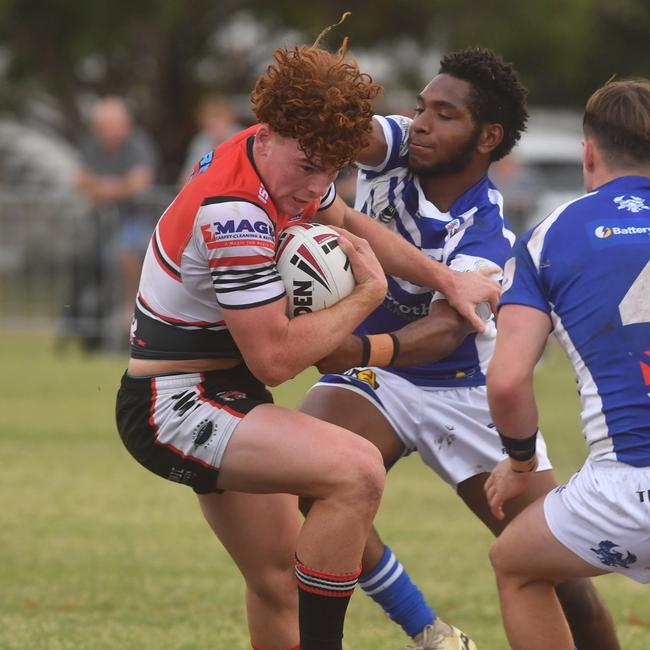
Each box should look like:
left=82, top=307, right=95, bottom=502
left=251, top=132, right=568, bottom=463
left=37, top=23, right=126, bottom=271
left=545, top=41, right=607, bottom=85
left=276, top=223, right=355, bottom=318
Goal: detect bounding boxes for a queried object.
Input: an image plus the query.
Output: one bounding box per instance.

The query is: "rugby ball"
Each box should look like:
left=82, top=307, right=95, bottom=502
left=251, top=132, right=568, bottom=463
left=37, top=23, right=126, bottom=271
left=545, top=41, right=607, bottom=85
left=276, top=223, right=355, bottom=318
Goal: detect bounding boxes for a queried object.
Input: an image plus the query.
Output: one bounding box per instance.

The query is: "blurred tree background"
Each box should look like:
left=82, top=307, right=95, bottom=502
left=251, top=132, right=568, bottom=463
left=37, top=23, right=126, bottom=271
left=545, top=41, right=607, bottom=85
left=0, top=0, right=647, bottom=181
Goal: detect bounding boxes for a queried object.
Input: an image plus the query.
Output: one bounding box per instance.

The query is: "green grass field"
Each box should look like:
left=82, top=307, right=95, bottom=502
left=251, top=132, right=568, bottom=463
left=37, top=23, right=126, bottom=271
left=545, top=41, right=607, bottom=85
left=1, top=333, right=648, bottom=649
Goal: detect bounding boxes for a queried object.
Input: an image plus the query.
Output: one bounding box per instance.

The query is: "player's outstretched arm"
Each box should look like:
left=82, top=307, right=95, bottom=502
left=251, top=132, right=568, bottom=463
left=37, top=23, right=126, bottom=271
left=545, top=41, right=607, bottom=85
left=443, top=266, right=501, bottom=331
left=320, top=196, right=499, bottom=332
left=315, top=299, right=473, bottom=374
left=355, top=117, right=388, bottom=167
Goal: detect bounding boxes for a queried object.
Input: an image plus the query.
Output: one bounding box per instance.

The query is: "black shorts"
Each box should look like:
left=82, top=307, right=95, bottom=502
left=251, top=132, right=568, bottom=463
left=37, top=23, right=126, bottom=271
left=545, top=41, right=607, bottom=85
left=116, top=365, right=273, bottom=494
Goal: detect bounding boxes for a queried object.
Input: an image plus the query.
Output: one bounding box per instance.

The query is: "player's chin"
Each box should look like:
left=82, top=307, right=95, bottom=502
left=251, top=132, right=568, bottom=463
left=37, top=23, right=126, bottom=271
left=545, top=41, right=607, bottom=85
left=283, top=196, right=310, bottom=214
left=407, top=151, right=435, bottom=174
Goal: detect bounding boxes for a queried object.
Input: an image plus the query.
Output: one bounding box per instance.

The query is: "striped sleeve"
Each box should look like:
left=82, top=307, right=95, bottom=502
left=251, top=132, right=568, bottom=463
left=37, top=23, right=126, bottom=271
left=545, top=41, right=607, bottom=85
left=432, top=201, right=514, bottom=304
left=195, top=199, right=286, bottom=309
left=317, top=182, right=337, bottom=211
left=358, top=115, right=412, bottom=174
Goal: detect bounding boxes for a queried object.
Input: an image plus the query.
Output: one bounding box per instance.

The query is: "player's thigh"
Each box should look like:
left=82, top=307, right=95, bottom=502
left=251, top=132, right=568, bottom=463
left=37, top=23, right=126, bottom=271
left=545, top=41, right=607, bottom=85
left=218, top=403, right=385, bottom=499
left=489, top=498, right=609, bottom=583
left=544, top=460, right=650, bottom=583
left=198, top=490, right=299, bottom=585
left=458, top=468, right=558, bottom=536
left=299, top=385, right=405, bottom=468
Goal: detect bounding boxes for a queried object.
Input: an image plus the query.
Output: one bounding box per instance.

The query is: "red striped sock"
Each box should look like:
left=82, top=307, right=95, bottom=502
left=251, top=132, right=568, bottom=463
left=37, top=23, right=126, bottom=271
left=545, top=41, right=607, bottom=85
left=295, top=556, right=360, bottom=650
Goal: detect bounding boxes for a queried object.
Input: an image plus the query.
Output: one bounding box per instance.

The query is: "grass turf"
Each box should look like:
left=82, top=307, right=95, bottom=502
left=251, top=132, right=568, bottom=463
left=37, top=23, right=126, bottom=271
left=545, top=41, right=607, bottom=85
left=1, top=334, right=647, bottom=649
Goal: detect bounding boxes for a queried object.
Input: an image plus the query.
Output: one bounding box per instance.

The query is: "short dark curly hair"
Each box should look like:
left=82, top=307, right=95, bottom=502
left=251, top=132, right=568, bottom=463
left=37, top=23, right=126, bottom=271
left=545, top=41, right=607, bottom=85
left=251, top=44, right=382, bottom=170
left=439, top=47, right=528, bottom=161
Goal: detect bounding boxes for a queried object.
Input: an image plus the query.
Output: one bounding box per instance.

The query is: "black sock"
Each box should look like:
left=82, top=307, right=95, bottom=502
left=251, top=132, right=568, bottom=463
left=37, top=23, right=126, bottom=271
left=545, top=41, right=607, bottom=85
left=295, top=556, right=360, bottom=650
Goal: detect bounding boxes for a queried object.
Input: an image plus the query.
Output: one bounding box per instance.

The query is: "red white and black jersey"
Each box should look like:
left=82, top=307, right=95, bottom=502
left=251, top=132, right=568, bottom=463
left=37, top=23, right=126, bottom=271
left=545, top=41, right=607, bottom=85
left=131, top=125, right=336, bottom=360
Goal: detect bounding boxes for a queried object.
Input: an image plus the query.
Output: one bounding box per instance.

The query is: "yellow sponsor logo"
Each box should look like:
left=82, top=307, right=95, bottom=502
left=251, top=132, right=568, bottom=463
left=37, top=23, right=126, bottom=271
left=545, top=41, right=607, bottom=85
left=356, top=369, right=379, bottom=389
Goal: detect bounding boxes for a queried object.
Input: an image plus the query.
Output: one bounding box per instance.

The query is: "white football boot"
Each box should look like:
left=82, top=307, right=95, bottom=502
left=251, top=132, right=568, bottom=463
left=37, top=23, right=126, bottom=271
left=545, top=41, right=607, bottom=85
left=406, top=618, right=478, bottom=650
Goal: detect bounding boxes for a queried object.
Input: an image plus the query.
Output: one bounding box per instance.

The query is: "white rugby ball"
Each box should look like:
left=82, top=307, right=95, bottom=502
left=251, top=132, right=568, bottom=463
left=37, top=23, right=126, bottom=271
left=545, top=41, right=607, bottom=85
left=276, top=223, right=356, bottom=318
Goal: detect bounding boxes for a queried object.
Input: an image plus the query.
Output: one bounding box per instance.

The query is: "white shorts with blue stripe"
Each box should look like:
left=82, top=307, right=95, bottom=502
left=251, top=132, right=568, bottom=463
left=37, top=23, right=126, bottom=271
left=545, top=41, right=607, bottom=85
left=310, top=367, right=552, bottom=489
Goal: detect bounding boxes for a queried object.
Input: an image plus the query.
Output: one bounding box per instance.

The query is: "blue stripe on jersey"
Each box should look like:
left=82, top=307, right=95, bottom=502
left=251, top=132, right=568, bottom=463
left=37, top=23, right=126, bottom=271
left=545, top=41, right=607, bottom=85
left=501, top=175, right=650, bottom=465
left=386, top=118, right=404, bottom=169
left=388, top=178, right=418, bottom=247
left=362, top=115, right=410, bottom=179
left=356, top=162, right=511, bottom=387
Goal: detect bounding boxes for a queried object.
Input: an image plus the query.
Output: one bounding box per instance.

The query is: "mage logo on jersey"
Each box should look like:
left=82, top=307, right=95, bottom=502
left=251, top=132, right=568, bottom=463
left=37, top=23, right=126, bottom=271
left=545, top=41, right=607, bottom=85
left=594, top=226, right=612, bottom=239
left=200, top=217, right=275, bottom=249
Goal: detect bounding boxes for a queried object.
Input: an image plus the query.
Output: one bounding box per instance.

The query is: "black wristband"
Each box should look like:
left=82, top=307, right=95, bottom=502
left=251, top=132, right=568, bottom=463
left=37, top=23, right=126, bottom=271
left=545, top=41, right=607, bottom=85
left=498, top=429, right=538, bottom=461
left=387, top=333, right=400, bottom=366
left=358, top=335, right=371, bottom=367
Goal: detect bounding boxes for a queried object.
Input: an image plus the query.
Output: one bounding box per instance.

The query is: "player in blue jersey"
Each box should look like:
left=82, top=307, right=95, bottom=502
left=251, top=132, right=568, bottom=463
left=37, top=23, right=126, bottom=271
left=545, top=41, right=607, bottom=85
left=299, top=48, right=620, bottom=650
left=485, top=78, right=650, bottom=650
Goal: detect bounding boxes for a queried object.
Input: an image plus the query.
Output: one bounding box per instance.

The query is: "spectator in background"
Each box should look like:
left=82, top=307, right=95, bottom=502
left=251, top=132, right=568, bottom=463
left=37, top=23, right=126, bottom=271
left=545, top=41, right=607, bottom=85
left=74, top=96, right=158, bottom=336
left=178, top=94, right=244, bottom=183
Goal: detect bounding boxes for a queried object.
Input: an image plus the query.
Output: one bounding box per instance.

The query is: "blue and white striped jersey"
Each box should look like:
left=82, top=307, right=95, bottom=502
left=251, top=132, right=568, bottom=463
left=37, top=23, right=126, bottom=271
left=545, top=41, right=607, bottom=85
left=500, top=175, right=650, bottom=467
left=355, top=115, right=515, bottom=387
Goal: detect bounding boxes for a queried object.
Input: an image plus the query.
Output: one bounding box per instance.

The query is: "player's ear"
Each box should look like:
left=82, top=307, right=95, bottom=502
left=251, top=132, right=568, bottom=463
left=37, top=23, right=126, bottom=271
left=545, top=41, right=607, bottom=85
left=255, top=124, right=273, bottom=159
left=583, top=137, right=596, bottom=172
left=477, top=123, right=503, bottom=156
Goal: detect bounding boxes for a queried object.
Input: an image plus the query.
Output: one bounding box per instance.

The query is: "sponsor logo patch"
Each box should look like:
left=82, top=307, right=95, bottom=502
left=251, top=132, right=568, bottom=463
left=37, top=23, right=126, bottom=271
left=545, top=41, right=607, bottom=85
left=614, top=195, right=649, bottom=213
left=355, top=369, right=379, bottom=389
left=588, top=219, right=650, bottom=247
left=258, top=184, right=269, bottom=204
left=201, top=217, right=275, bottom=249
left=590, top=540, right=637, bottom=569
left=192, top=419, right=214, bottom=446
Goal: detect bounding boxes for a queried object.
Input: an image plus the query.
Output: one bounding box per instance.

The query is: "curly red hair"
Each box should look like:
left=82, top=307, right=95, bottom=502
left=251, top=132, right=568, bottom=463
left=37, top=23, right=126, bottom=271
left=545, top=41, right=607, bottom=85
left=251, top=43, right=382, bottom=170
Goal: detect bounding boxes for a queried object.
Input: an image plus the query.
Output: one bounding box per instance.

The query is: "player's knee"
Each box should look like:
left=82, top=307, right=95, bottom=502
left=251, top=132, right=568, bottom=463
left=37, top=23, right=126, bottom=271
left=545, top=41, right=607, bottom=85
left=488, top=537, right=513, bottom=581
left=340, top=440, right=386, bottom=511
left=247, top=564, right=296, bottom=610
